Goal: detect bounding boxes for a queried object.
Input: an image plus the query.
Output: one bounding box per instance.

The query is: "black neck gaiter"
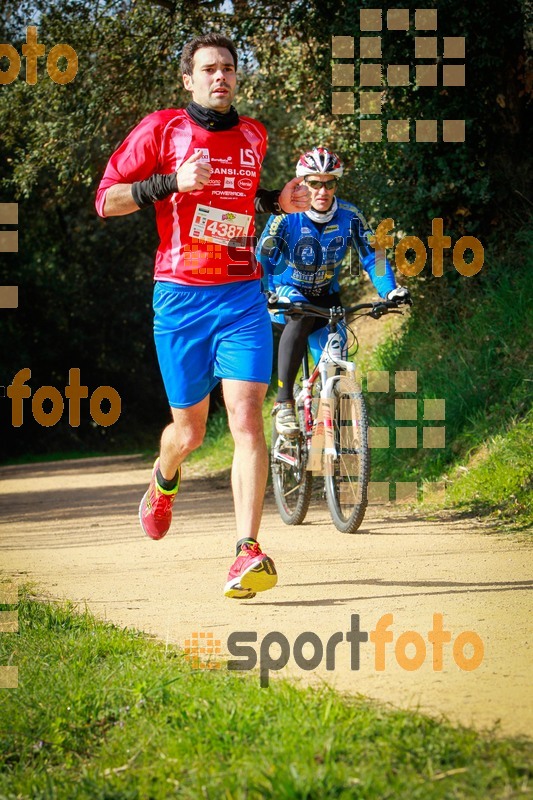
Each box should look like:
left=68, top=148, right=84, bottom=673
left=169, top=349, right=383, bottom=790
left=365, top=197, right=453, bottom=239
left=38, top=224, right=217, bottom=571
left=186, top=101, right=240, bottom=131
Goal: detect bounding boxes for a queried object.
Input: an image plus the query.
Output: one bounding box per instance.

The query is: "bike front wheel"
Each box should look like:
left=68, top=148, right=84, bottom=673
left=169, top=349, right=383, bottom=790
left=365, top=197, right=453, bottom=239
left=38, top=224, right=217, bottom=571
left=324, top=382, right=370, bottom=533
left=271, top=421, right=313, bottom=526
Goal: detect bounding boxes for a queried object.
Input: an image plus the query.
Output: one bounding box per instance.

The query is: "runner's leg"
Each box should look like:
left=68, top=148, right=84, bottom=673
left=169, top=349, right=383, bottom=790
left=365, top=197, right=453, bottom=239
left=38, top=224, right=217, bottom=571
left=159, top=397, right=210, bottom=480
left=222, top=378, right=268, bottom=539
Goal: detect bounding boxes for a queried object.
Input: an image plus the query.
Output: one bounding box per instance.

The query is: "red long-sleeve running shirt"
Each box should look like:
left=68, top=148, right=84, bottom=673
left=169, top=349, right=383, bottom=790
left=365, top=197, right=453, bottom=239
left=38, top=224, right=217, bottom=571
left=95, top=109, right=267, bottom=285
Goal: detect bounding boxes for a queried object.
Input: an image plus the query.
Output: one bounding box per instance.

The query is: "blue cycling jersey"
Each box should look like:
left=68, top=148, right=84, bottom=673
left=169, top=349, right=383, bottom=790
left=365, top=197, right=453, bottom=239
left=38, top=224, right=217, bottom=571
left=256, top=199, right=396, bottom=299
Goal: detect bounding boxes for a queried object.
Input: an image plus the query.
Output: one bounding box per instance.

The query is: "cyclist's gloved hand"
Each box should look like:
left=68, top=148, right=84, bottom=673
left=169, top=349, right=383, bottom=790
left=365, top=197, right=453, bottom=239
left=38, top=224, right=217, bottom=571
left=386, top=286, right=412, bottom=306
left=267, top=293, right=292, bottom=309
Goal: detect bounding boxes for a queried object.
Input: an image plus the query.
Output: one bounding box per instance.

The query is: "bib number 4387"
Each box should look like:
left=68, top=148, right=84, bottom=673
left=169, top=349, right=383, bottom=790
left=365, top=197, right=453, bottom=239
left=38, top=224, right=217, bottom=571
left=206, top=220, right=245, bottom=240
left=190, top=204, right=251, bottom=246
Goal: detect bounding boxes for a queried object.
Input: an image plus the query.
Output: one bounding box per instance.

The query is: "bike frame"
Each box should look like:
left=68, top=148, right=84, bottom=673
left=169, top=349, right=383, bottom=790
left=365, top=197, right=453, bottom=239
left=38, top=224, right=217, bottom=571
left=270, top=297, right=403, bottom=469
left=295, top=313, right=357, bottom=460
left=269, top=295, right=408, bottom=531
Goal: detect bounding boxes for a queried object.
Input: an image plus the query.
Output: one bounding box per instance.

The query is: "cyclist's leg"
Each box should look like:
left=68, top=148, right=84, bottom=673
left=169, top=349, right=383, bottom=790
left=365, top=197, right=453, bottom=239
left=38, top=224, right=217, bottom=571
left=307, top=318, right=347, bottom=364
left=269, top=285, right=310, bottom=402
left=306, top=291, right=343, bottom=366
left=276, top=314, right=317, bottom=402
left=307, top=323, right=327, bottom=368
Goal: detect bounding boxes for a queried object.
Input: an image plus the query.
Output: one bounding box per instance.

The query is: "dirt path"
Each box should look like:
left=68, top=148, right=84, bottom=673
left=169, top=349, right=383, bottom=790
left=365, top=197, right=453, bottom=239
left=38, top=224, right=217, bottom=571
left=1, top=455, right=531, bottom=738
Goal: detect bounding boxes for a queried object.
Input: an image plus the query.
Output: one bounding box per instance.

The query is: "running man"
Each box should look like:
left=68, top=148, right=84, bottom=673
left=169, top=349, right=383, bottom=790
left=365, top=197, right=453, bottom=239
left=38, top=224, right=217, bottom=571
left=95, top=34, right=310, bottom=598
left=257, top=146, right=411, bottom=435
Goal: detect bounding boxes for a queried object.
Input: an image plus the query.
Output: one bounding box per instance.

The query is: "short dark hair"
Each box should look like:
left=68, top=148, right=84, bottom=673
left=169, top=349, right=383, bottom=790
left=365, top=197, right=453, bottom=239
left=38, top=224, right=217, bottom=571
left=181, top=34, right=238, bottom=76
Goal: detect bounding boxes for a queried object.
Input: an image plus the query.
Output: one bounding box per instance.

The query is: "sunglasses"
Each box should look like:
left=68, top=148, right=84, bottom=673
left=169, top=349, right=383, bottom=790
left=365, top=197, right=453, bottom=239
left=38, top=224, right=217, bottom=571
left=305, top=179, right=338, bottom=190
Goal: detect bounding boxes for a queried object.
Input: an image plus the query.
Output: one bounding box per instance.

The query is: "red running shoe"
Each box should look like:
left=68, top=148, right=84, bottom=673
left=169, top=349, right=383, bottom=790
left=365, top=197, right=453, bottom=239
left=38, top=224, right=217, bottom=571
left=139, top=459, right=180, bottom=540
left=224, top=541, right=278, bottom=599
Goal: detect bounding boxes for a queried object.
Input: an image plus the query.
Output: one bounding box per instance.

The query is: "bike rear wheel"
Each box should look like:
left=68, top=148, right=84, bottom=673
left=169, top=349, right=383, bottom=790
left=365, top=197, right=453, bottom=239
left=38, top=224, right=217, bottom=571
left=324, top=382, right=370, bottom=533
left=271, top=415, right=313, bottom=526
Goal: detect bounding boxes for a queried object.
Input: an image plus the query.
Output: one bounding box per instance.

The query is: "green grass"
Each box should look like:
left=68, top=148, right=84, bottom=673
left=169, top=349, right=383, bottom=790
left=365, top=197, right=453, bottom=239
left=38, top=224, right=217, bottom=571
left=445, top=409, right=533, bottom=529
left=362, top=233, right=532, bottom=529
left=1, top=592, right=532, bottom=799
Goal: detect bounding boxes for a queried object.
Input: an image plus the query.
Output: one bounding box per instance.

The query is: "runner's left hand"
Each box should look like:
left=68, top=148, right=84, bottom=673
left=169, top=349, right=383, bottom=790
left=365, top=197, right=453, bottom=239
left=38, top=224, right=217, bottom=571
left=279, top=177, right=311, bottom=213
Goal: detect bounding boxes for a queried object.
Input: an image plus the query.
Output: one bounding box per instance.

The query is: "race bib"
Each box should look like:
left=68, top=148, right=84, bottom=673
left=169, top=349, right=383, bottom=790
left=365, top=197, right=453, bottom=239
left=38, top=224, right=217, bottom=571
left=190, top=204, right=251, bottom=246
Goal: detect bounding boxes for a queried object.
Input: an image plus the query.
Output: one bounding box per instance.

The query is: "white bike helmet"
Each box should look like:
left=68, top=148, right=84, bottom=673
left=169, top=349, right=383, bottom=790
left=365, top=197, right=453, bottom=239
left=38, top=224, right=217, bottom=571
left=296, top=146, right=344, bottom=177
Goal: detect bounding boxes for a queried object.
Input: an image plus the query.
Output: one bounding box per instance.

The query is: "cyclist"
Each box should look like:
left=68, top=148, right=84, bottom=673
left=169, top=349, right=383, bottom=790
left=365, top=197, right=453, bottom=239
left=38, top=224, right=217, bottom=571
left=95, top=34, right=310, bottom=599
left=257, top=146, right=411, bottom=436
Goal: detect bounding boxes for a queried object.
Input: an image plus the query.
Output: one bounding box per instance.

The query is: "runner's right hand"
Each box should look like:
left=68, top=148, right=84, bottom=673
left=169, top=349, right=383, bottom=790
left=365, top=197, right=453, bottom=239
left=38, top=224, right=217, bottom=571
left=176, top=151, right=212, bottom=193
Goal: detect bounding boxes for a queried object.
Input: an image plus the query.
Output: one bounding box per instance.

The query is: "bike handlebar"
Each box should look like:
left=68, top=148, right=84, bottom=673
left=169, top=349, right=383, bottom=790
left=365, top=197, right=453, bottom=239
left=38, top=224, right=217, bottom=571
left=266, top=296, right=408, bottom=320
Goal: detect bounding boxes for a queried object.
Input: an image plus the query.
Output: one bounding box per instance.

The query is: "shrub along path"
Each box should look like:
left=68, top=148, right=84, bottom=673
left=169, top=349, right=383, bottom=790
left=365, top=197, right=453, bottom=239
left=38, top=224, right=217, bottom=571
left=1, top=455, right=531, bottom=738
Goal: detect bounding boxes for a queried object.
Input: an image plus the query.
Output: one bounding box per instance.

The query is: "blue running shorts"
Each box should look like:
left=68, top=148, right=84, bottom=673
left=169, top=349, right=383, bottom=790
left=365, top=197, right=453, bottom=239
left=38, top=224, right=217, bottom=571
left=153, top=280, right=273, bottom=408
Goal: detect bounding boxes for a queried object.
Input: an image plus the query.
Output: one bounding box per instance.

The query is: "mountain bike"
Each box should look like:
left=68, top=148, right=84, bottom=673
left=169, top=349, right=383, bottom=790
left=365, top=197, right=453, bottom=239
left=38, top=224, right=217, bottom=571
left=268, top=296, right=406, bottom=534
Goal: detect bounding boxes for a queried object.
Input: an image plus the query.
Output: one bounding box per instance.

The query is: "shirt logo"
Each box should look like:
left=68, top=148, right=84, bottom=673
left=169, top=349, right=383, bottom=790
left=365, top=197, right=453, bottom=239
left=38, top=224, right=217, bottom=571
left=224, top=177, right=235, bottom=188
left=240, top=148, right=255, bottom=167
left=194, top=148, right=210, bottom=161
